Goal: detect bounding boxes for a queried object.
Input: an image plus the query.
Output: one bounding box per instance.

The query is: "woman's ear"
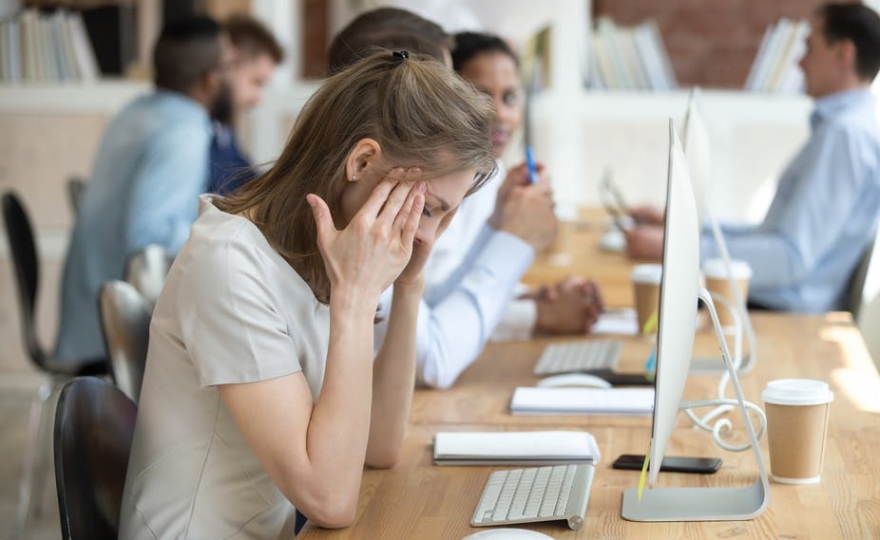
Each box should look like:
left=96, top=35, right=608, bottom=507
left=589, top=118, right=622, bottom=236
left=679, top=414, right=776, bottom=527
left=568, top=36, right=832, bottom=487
left=345, top=138, right=382, bottom=182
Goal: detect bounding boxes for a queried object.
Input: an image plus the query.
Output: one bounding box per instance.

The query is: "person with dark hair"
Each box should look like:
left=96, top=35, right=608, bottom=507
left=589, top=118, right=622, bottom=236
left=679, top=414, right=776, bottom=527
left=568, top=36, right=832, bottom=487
left=118, top=50, right=496, bottom=539
left=625, top=2, right=880, bottom=314
left=55, top=16, right=234, bottom=363
left=209, top=14, right=284, bottom=195
left=326, top=7, right=452, bottom=73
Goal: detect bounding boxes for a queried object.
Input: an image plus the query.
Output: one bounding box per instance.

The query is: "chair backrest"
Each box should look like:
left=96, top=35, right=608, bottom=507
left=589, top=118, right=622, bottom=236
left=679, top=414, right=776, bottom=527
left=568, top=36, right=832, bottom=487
left=125, top=244, right=173, bottom=307
left=54, top=376, right=137, bottom=540
left=2, top=191, right=48, bottom=368
left=67, top=177, right=87, bottom=216
left=99, top=281, right=152, bottom=403
left=847, top=229, right=880, bottom=320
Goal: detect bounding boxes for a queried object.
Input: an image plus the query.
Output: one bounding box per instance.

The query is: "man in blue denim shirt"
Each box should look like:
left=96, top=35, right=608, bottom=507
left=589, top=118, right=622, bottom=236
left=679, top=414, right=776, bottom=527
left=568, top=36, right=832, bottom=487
left=208, top=15, right=282, bottom=196
left=55, top=16, right=234, bottom=363
left=626, top=2, right=880, bottom=313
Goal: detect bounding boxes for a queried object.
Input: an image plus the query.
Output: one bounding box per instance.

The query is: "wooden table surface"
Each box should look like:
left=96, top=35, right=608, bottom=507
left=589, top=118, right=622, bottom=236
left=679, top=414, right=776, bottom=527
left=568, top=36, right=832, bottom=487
left=524, top=209, right=640, bottom=308
left=299, top=211, right=880, bottom=540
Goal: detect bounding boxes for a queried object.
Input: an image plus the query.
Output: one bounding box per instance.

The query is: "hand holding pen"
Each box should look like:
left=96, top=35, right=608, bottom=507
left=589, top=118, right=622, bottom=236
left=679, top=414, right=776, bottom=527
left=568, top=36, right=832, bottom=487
left=526, top=146, right=539, bottom=184
left=487, top=151, right=557, bottom=252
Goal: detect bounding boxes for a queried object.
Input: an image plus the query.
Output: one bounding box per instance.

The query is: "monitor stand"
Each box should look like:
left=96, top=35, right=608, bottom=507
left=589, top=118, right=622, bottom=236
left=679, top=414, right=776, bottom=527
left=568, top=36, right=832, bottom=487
left=621, top=287, right=770, bottom=521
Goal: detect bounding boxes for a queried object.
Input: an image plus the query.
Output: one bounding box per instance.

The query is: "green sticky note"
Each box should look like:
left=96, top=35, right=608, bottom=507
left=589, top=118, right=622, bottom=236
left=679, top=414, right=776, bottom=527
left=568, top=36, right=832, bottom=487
left=643, top=310, right=658, bottom=334
left=637, top=440, right=651, bottom=502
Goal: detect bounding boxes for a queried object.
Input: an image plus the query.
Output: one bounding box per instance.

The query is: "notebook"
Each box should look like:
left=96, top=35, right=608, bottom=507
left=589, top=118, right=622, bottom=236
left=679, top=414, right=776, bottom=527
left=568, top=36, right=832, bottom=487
left=433, top=431, right=601, bottom=466
left=510, top=387, right=655, bottom=415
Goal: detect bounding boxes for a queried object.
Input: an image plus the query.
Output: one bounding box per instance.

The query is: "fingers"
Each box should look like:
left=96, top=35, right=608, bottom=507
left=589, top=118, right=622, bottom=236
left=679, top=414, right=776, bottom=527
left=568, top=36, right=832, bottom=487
left=380, top=180, right=423, bottom=236
left=392, top=181, right=425, bottom=236
left=357, top=180, right=396, bottom=219
left=306, top=193, right=335, bottom=247
left=400, top=191, right=424, bottom=247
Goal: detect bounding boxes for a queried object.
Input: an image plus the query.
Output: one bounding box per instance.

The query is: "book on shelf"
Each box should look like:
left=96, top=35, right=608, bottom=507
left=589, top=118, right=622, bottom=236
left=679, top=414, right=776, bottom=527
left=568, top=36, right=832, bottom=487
left=589, top=17, right=677, bottom=91
left=745, top=17, right=808, bottom=93
left=1, top=8, right=100, bottom=84
left=433, top=430, right=601, bottom=466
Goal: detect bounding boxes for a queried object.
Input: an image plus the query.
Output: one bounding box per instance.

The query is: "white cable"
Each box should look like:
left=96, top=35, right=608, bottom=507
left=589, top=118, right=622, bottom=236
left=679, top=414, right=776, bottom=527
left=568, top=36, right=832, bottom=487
left=708, top=210, right=758, bottom=372
left=684, top=291, right=741, bottom=432
left=681, top=398, right=767, bottom=452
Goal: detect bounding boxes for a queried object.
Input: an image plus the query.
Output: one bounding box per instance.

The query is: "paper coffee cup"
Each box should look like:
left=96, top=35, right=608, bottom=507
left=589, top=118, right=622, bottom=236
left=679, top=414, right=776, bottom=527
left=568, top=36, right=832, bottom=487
left=703, top=258, right=752, bottom=328
left=631, top=264, right=662, bottom=333
left=762, top=379, right=833, bottom=484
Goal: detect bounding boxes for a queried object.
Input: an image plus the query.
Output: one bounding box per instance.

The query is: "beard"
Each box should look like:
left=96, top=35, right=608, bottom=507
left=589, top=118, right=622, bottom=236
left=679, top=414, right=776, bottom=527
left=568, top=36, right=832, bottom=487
left=210, top=80, right=234, bottom=125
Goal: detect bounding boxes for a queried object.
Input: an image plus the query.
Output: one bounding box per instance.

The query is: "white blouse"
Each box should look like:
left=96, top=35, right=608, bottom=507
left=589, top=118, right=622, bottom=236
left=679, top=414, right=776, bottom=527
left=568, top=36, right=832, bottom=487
left=119, top=196, right=330, bottom=540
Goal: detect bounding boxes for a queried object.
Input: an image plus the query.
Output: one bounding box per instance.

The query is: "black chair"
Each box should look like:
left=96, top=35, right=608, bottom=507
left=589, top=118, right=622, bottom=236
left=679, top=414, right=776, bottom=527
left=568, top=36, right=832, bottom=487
left=2, top=191, right=107, bottom=539
left=54, top=377, right=137, bottom=540
left=846, top=232, right=878, bottom=321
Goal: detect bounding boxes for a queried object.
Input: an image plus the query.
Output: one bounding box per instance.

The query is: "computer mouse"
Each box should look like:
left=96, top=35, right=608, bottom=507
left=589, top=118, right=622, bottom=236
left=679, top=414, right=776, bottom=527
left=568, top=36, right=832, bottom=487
left=536, top=373, right=613, bottom=389
left=459, top=528, right=556, bottom=540
left=599, top=229, right=626, bottom=252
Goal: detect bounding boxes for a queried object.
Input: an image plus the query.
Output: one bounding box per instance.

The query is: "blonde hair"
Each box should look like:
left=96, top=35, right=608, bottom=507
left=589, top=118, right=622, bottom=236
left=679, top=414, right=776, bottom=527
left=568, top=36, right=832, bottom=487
left=217, top=50, right=496, bottom=302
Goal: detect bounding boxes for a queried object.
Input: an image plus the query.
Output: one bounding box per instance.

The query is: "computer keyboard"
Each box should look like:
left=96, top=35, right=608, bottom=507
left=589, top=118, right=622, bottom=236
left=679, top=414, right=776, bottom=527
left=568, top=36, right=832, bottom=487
left=470, top=463, right=595, bottom=530
left=534, top=340, right=623, bottom=376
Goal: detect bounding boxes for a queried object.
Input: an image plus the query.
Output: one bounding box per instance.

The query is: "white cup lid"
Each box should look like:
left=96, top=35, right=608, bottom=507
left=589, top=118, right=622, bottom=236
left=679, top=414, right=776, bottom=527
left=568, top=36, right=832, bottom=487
left=703, top=258, right=753, bottom=280
left=762, top=379, right=834, bottom=406
left=631, top=264, right=662, bottom=284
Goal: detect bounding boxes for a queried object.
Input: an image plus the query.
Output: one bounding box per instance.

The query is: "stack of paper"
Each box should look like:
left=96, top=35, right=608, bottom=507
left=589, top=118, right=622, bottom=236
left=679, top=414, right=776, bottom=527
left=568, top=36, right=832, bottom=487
left=510, top=387, right=654, bottom=415
left=433, top=431, right=600, bottom=466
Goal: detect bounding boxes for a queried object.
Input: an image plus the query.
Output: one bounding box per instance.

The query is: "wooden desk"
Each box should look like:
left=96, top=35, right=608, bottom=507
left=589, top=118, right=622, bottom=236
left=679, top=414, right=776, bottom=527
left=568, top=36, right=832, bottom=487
left=524, top=209, right=638, bottom=308
left=299, top=208, right=880, bottom=539
left=300, top=313, right=880, bottom=539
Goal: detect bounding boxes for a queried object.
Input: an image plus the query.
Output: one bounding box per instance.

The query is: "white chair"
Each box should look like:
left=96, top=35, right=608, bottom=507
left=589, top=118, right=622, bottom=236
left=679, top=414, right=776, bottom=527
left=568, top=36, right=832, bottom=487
left=124, top=244, right=173, bottom=307
left=98, top=281, right=152, bottom=403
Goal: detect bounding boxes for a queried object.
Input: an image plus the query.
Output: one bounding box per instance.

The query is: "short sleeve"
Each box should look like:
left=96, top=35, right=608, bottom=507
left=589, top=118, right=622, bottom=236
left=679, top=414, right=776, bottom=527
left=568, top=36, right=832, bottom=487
left=177, top=236, right=302, bottom=387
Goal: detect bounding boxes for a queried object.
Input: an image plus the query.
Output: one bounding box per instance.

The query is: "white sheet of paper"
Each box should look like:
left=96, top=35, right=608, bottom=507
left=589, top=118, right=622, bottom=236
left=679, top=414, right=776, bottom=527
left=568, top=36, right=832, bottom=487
left=591, top=308, right=639, bottom=335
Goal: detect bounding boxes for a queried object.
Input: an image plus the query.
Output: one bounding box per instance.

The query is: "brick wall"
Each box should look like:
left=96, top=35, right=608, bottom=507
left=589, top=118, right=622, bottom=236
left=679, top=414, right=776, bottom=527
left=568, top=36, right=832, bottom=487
left=593, top=0, right=829, bottom=88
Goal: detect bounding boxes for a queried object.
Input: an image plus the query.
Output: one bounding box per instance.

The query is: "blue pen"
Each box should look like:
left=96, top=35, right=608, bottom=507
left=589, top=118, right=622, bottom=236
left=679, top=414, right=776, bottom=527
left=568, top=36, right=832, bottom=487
left=525, top=146, right=538, bottom=184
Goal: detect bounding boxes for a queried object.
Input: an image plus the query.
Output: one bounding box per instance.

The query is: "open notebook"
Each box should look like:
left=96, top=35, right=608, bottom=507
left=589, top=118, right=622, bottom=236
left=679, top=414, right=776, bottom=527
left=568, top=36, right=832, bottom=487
left=510, top=387, right=654, bottom=415
left=433, top=431, right=600, bottom=466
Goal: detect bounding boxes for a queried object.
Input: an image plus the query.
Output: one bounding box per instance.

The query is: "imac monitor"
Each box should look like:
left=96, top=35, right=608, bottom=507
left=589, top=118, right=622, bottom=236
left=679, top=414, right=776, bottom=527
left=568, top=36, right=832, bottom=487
left=681, top=88, right=758, bottom=374
left=621, top=120, right=770, bottom=522
left=681, top=87, right=711, bottom=227
left=646, top=119, right=702, bottom=487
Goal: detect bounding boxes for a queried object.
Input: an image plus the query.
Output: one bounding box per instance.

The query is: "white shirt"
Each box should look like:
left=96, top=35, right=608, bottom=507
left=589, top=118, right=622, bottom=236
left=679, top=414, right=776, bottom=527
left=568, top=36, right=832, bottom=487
left=119, top=196, right=330, bottom=540
left=374, top=161, right=537, bottom=389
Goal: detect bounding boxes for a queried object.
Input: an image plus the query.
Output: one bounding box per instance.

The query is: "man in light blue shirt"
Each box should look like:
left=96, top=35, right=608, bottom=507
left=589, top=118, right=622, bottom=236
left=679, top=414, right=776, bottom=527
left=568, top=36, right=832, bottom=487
left=626, top=2, right=880, bottom=314
left=55, top=16, right=234, bottom=363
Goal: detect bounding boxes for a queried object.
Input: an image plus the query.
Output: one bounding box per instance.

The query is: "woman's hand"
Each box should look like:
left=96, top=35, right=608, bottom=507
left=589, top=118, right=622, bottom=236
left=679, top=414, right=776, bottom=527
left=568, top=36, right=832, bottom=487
left=624, top=225, right=665, bottom=261
left=489, top=162, right=558, bottom=252
left=307, top=179, right=425, bottom=304
left=534, top=276, right=604, bottom=334
left=629, top=204, right=666, bottom=226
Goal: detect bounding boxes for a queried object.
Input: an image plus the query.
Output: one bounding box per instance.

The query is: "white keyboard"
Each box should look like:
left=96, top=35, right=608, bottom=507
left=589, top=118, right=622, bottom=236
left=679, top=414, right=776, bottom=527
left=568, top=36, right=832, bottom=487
left=534, top=340, right=623, bottom=375
left=470, top=464, right=595, bottom=530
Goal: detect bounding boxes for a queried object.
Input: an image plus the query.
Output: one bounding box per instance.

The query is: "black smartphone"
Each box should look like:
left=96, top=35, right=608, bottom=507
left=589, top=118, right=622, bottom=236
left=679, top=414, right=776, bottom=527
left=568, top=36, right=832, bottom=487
left=612, top=454, right=722, bottom=474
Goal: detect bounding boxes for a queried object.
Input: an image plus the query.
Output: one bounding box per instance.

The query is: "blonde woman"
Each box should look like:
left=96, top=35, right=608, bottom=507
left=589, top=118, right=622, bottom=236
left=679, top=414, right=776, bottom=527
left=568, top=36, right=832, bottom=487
left=118, top=50, right=496, bottom=539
